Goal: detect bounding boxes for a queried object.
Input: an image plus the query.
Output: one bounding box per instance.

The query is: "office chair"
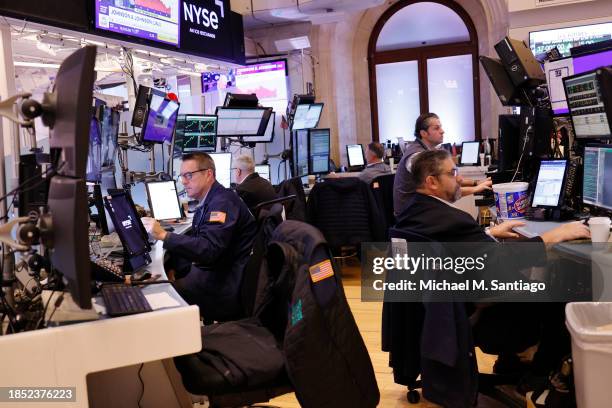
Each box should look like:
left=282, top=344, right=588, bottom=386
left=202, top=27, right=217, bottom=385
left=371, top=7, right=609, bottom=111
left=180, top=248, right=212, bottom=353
left=370, top=173, right=395, bottom=232
left=275, top=177, right=307, bottom=221
left=383, top=227, right=524, bottom=407
left=252, top=194, right=296, bottom=220
left=305, top=177, right=385, bottom=258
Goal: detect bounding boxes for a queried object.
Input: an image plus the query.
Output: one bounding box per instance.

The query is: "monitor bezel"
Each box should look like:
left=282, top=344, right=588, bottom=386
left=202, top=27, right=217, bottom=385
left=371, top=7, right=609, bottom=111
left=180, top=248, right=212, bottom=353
left=103, top=189, right=152, bottom=257
left=291, top=103, right=324, bottom=131
left=255, top=164, right=271, bottom=181
left=460, top=141, right=481, bottom=165
left=346, top=143, right=366, bottom=168
left=241, top=111, right=276, bottom=143
left=180, top=114, right=218, bottom=153
left=145, top=180, right=183, bottom=221
left=562, top=67, right=612, bottom=140
left=308, top=128, right=331, bottom=176
left=214, top=106, right=273, bottom=137
left=141, top=89, right=180, bottom=144
left=531, top=159, right=569, bottom=209
left=582, top=143, right=612, bottom=211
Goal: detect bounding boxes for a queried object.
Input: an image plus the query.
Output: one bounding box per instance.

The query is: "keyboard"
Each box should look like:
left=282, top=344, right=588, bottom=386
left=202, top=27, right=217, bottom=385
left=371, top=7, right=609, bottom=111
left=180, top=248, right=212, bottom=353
left=101, top=285, right=153, bottom=317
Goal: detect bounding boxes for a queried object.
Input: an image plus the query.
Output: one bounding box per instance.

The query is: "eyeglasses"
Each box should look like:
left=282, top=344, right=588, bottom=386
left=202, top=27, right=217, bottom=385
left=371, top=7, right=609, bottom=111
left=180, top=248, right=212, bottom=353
left=435, top=167, right=459, bottom=178
left=178, top=168, right=209, bottom=181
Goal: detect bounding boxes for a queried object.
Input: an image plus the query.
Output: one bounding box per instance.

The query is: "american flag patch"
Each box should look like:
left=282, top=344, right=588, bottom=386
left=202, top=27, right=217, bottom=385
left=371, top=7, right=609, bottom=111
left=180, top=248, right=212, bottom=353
left=309, top=259, right=334, bottom=283
left=209, top=211, right=227, bottom=223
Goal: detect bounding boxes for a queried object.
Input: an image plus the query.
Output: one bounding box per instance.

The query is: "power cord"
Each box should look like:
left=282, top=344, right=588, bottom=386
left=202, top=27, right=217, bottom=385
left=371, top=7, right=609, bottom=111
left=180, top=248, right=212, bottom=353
left=137, top=363, right=145, bottom=408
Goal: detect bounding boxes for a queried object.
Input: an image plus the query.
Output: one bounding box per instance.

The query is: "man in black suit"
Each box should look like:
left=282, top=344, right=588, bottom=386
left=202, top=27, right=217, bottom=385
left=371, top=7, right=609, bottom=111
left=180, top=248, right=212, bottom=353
left=394, top=149, right=590, bottom=397
left=233, top=154, right=277, bottom=214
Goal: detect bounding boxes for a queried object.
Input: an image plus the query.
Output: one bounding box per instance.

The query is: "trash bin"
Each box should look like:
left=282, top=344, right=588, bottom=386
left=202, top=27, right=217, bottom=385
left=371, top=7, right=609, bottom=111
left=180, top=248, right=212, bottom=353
left=565, top=302, right=612, bottom=407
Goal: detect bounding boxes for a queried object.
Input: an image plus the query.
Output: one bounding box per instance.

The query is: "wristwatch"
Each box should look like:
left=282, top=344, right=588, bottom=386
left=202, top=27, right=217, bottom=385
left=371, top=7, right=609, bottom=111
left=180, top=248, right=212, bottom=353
left=473, top=179, right=477, bottom=187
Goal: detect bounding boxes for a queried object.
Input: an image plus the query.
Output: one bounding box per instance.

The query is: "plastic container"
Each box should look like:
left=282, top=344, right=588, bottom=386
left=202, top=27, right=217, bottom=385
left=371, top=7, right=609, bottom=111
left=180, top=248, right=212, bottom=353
left=492, top=182, right=529, bottom=219
left=565, top=302, right=612, bottom=407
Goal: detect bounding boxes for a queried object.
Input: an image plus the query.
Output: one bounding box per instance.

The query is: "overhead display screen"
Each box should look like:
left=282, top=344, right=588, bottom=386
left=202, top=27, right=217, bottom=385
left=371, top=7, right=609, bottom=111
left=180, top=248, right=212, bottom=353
left=95, top=0, right=180, bottom=46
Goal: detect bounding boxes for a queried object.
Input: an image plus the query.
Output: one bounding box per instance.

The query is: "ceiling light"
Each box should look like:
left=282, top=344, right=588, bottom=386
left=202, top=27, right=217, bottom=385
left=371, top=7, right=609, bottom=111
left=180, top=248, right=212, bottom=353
left=14, top=61, right=61, bottom=69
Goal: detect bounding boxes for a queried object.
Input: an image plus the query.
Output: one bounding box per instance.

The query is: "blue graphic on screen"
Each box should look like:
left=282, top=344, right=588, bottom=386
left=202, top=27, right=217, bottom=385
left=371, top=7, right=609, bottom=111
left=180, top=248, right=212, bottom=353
left=105, top=192, right=149, bottom=256
left=143, top=94, right=179, bottom=143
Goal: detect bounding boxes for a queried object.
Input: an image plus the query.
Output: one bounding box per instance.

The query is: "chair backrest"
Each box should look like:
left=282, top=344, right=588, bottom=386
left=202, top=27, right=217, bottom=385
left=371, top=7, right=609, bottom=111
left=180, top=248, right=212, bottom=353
left=306, top=178, right=385, bottom=251
left=276, top=177, right=307, bottom=221
left=370, top=173, right=395, bottom=231
left=252, top=194, right=296, bottom=220
left=240, top=203, right=285, bottom=317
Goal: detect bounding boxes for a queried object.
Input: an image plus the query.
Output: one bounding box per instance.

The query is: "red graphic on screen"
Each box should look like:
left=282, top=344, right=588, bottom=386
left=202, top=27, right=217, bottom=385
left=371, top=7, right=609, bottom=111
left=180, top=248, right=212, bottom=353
left=135, top=0, right=171, bottom=17
left=235, top=86, right=278, bottom=99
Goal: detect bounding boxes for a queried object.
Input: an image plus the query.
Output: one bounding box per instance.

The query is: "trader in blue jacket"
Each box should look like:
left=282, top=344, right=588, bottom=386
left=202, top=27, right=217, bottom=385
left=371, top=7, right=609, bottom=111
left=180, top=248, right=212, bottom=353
left=142, top=152, right=257, bottom=321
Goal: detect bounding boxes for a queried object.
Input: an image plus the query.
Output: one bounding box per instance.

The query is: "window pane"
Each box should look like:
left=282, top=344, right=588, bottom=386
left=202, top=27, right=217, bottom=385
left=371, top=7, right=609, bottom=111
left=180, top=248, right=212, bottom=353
left=375, top=61, right=420, bottom=144
left=427, top=54, right=475, bottom=144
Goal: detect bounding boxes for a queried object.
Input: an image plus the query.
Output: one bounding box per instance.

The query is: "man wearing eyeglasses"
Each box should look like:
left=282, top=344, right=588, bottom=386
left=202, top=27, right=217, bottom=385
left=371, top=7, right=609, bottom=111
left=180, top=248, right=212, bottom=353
left=393, top=112, right=492, bottom=216
left=142, top=152, right=256, bottom=321
left=390, top=149, right=589, bottom=403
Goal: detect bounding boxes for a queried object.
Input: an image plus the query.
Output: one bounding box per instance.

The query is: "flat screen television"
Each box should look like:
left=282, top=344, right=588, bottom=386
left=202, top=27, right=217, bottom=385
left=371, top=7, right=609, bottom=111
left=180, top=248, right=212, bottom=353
left=94, top=0, right=180, bottom=47
left=529, top=22, right=612, bottom=58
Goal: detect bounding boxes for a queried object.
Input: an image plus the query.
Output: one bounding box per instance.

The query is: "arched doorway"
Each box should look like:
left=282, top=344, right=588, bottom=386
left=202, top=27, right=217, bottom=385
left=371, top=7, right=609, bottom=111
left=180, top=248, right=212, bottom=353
left=368, top=0, right=481, bottom=145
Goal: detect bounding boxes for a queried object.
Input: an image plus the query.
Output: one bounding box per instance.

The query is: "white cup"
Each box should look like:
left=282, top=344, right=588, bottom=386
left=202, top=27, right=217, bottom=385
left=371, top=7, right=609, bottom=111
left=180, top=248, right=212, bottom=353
left=588, top=217, right=611, bottom=243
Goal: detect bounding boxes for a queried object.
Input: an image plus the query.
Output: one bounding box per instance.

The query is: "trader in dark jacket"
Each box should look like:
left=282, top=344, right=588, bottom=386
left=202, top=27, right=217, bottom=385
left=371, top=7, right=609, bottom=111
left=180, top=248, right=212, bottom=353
left=388, top=150, right=589, bottom=406
left=359, top=142, right=391, bottom=185
left=142, top=152, right=257, bottom=321
left=233, top=154, right=277, bottom=214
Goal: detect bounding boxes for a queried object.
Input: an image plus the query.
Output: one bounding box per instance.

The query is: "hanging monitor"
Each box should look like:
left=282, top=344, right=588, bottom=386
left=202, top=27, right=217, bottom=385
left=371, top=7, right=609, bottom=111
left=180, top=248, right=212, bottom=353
left=309, top=128, right=330, bottom=175
left=563, top=67, right=612, bottom=139
left=141, top=90, right=180, bottom=144
left=583, top=144, right=612, bottom=211
left=209, top=152, right=232, bottom=188
left=215, top=107, right=273, bottom=136
left=181, top=114, right=217, bottom=153
left=292, top=103, right=324, bottom=130
left=94, top=0, right=180, bottom=47
left=346, top=144, right=365, bottom=168
left=241, top=111, right=275, bottom=143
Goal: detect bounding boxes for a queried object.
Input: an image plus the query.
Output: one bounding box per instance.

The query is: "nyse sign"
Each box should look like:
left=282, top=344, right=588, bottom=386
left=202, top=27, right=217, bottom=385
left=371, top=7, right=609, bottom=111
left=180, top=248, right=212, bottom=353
left=180, top=0, right=244, bottom=63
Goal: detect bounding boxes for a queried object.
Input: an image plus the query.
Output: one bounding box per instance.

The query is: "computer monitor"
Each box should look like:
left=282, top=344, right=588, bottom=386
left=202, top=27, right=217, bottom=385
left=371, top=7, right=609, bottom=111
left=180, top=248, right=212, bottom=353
left=292, top=129, right=309, bottom=177
left=292, top=103, right=324, bottom=130
left=101, top=106, right=120, bottom=168
left=146, top=180, right=183, bottom=221
left=241, top=112, right=275, bottom=143
left=141, top=89, right=180, bottom=144
left=209, top=152, right=232, bottom=188
left=216, top=107, right=273, bottom=137
left=347, top=144, right=365, bottom=168
left=460, top=142, right=480, bottom=165
left=173, top=114, right=186, bottom=159
left=46, top=45, right=97, bottom=309
left=544, top=49, right=612, bottom=115
left=255, top=164, right=270, bottom=181
left=86, top=115, right=102, bottom=182
left=563, top=67, right=612, bottom=139
left=531, top=159, right=568, bottom=208
left=181, top=115, right=217, bottom=153
left=583, top=145, right=612, bottom=211
left=309, top=128, right=330, bottom=175
left=103, top=189, right=152, bottom=271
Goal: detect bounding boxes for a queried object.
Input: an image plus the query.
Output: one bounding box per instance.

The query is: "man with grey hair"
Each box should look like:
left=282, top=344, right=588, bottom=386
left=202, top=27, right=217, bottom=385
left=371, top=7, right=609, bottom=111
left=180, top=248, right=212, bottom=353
left=359, top=142, right=391, bottom=185
left=233, top=154, right=277, bottom=213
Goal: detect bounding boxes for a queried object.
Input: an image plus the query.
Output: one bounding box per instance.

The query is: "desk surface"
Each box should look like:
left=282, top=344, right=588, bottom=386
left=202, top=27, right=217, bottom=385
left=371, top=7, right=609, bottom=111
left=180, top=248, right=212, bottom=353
left=0, top=221, right=201, bottom=408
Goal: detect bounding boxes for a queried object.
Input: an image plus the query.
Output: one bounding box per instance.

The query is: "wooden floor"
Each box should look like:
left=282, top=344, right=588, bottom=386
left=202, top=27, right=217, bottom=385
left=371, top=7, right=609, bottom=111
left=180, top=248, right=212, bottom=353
left=267, top=258, right=501, bottom=408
